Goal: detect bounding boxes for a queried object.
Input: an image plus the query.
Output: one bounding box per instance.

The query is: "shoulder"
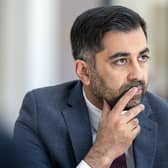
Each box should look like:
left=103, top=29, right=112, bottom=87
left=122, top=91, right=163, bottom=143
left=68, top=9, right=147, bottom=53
left=145, top=91, right=168, bottom=109
left=24, top=80, right=81, bottom=108
left=144, top=91, right=168, bottom=118
left=17, top=80, right=81, bottom=126
left=16, top=80, right=82, bottom=138
left=30, top=80, right=79, bottom=97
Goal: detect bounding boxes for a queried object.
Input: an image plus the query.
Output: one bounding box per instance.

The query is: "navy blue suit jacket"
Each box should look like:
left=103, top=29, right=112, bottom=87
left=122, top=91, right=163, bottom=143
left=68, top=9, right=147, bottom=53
left=14, top=80, right=168, bottom=168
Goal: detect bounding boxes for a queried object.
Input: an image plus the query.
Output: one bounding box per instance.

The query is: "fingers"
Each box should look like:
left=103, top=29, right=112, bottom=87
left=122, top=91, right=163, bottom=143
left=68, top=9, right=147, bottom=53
left=123, top=118, right=140, bottom=140
left=101, top=99, right=111, bottom=119
left=102, top=87, right=138, bottom=116
left=120, top=104, right=144, bottom=135
left=131, top=124, right=141, bottom=137
left=128, top=118, right=139, bottom=131
left=121, top=104, right=145, bottom=123
left=102, top=99, right=111, bottom=113
left=112, top=87, right=138, bottom=115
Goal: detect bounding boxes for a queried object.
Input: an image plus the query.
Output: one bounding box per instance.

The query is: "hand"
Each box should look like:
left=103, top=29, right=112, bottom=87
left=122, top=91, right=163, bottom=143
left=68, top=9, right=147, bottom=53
left=84, top=87, right=144, bottom=168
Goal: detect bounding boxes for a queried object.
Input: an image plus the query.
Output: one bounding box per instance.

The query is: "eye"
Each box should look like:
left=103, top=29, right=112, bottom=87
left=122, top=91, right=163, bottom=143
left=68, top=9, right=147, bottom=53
left=114, top=58, right=127, bottom=65
left=138, top=55, right=150, bottom=62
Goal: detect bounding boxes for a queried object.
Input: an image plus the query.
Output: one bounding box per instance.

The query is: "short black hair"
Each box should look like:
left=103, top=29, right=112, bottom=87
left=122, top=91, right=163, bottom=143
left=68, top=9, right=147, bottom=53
left=70, top=6, right=147, bottom=61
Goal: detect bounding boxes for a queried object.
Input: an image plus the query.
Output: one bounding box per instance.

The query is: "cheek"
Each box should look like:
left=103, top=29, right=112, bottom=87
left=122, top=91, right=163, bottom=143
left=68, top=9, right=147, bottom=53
left=143, top=66, right=148, bottom=82
left=144, top=73, right=148, bottom=84
left=103, top=70, right=127, bottom=91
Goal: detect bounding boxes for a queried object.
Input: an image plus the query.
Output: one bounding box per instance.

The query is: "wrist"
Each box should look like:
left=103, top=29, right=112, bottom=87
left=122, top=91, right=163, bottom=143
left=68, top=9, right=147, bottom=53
left=84, top=146, right=114, bottom=168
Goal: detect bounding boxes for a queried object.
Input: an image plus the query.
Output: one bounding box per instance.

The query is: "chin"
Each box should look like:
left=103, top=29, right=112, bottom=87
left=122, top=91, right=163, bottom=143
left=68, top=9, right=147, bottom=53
left=125, top=96, right=142, bottom=110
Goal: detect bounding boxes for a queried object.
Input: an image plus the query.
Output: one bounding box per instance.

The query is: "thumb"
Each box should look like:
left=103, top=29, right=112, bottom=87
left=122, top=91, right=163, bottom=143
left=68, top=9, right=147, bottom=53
left=102, top=99, right=111, bottom=116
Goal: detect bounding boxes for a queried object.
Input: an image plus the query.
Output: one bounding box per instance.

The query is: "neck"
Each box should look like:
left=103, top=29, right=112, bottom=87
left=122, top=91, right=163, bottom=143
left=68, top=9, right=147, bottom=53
left=83, top=85, right=103, bottom=110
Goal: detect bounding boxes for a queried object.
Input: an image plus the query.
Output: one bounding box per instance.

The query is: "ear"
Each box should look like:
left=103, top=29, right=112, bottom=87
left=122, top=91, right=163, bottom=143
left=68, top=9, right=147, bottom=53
left=75, top=60, right=90, bottom=85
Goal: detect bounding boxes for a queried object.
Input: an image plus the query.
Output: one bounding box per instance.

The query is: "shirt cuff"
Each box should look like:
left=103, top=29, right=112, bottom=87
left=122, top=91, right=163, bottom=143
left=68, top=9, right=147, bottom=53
left=76, top=160, right=91, bottom=168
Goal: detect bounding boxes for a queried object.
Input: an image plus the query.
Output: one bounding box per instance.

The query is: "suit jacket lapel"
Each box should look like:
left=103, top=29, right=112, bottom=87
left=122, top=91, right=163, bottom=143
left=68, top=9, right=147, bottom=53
left=62, top=82, right=158, bottom=167
left=134, top=97, right=158, bottom=168
left=62, top=82, right=92, bottom=164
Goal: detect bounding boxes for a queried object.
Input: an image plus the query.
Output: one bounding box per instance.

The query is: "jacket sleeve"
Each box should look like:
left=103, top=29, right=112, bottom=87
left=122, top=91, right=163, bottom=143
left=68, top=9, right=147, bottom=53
left=14, top=91, right=53, bottom=168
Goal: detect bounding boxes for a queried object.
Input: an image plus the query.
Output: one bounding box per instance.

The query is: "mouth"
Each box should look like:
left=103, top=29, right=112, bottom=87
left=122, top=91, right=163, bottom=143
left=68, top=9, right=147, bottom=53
left=120, top=80, right=145, bottom=97
left=124, top=86, right=143, bottom=110
left=134, top=86, right=143, bottom=95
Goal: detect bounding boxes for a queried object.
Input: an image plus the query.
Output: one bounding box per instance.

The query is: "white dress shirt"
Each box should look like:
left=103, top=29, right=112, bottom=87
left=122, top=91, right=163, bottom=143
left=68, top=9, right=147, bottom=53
left=76, top=88, right=135, bottom=168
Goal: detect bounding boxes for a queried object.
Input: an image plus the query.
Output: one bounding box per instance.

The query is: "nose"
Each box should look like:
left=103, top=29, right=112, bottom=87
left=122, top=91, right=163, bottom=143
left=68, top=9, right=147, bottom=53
left=127, top=62, right=144, bottom=81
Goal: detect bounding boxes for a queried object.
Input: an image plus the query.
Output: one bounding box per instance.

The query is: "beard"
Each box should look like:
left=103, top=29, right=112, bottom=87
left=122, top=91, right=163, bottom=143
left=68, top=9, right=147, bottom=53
left=89, top=68, right=147, bottom=110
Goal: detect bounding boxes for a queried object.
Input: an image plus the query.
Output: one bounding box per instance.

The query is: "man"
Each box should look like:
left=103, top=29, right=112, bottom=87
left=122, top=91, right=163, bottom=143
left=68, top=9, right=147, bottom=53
left=14, top=6, right=168, bottom=168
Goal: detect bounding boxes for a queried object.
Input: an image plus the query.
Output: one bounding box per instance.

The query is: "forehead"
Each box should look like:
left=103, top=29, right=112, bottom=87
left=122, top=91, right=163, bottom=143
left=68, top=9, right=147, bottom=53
left=101, top=27, right=147, bottom=55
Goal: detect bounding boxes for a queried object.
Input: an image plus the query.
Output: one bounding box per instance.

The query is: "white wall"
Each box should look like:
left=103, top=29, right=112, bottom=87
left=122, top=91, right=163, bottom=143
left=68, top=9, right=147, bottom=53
left=0, top=0, right=102, bottom=133
left=0, top=0, right=61, bottom=132
left=59, top=0, right=102, bottom=82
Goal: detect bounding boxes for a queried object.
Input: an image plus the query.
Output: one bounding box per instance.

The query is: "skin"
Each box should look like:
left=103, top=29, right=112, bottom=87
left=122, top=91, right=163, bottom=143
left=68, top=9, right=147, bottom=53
left=75, top=27, right=149, bottom=168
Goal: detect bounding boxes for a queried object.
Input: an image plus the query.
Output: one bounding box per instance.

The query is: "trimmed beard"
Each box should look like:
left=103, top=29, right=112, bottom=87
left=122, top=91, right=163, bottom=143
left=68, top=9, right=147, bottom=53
left=89, top=68, right=147, bottom=110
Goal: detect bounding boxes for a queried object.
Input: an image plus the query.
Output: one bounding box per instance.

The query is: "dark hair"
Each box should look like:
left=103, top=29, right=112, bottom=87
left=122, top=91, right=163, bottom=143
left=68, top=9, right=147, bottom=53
left=70, top=6, right=147, bottom=62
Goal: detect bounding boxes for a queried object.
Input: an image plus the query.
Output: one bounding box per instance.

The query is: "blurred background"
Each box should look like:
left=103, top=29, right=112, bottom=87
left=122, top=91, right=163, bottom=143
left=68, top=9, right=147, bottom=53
left=0, top=0, right=168, bottom=133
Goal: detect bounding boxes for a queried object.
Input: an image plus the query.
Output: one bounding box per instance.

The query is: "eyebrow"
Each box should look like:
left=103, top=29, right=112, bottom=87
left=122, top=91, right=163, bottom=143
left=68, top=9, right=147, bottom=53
left=140, top=48, right=150, bottom=55
left=107, top=47, right=150, bottom=61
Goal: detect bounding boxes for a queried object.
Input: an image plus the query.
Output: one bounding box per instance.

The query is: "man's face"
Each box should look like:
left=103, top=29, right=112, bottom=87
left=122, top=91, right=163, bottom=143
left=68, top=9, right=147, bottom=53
left=88, top=27, right=149, bottom=109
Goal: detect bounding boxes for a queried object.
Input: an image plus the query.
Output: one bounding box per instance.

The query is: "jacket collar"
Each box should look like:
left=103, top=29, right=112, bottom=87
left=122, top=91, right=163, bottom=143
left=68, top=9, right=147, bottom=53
left=62, top=81, right=92, bottom=163
left=134, top=94, right=158, bottom=168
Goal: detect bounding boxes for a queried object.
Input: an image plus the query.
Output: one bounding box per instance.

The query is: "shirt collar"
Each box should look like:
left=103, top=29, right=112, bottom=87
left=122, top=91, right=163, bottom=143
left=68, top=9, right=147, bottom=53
left=82, top=87, right=102, bottom=132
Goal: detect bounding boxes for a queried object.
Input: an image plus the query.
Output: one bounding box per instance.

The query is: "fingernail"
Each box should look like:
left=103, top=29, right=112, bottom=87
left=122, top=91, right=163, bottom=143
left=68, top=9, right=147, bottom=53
left=130, top=87, right=138, bottom=93
left=121, top=110, right=128, bottom=115
left=140, top=104, right=145, bottom=110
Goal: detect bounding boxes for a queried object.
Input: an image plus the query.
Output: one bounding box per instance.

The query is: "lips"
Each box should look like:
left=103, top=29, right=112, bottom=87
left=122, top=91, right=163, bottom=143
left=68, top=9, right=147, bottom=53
left=119, top=80, right=146, bottom=100
left=135, top=86, right=143, bottom=95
